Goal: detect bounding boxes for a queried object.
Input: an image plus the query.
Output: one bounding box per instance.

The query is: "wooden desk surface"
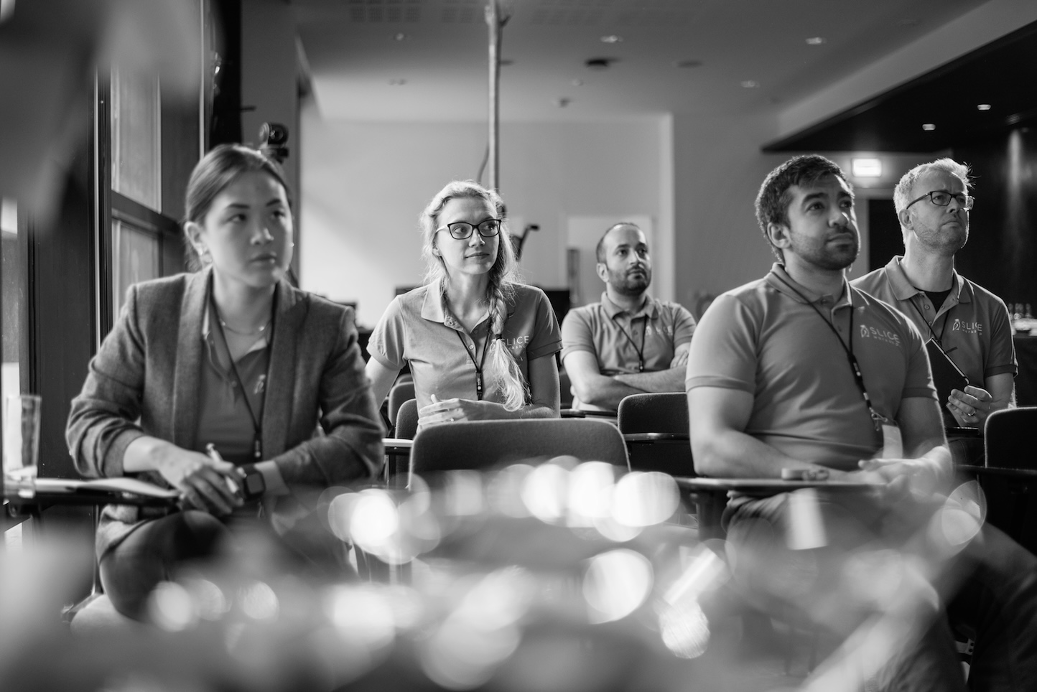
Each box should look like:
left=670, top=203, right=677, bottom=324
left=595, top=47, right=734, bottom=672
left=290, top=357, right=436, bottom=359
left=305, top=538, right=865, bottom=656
left=623, top=432, right=689, bottom=443
left=673, top=476, right=878, bottom=493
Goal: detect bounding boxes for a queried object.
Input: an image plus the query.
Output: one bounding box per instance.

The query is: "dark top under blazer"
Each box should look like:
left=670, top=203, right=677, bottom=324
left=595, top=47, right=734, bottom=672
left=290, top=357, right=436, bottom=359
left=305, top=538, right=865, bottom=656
left=66, top=268, right=384, bottom=558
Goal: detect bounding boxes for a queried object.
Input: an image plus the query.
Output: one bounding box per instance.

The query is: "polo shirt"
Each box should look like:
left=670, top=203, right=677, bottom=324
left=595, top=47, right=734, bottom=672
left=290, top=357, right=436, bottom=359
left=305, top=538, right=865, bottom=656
left=561, top=292, right=696, bottom=373
left=197, top=304, right=270, bottom=465
left=368, top=283, right=562, bottom=411
left=852, top=257, right=1017, bottom=388
left=686, top=264, right=935, bottom=472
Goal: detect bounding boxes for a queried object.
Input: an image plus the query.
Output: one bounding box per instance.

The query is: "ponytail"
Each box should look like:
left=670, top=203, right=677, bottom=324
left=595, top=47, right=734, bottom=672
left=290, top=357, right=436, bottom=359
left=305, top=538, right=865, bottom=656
left=481, top=284, right=528, bottom=411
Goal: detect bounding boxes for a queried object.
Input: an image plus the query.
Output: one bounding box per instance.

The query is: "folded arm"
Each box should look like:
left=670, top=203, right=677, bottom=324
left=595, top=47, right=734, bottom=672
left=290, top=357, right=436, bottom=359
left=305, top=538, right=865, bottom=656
left=688, top=386, right=836, bottom=478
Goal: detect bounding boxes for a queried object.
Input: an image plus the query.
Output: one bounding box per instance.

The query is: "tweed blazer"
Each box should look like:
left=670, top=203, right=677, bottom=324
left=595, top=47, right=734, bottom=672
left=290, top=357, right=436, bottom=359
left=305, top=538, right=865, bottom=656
left=66, top=269, right=384, bottom=558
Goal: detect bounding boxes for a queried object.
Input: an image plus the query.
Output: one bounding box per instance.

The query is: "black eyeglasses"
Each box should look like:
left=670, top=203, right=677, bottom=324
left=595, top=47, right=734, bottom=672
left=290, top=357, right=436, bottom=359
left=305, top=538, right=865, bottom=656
left=904, top=190, right=974, bottom=211
left=436, top=218, right=501, bottom=240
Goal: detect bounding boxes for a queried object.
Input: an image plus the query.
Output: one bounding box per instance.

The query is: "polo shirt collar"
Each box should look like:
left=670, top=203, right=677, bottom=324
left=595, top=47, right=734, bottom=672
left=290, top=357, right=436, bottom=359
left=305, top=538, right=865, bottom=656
left=600, top=292, right=658, bottom=319
left=884, top=256, right=971, bottom=305
left=766, top=263, right=852, bottom=308
left=420, top=283, right=517, bottom=332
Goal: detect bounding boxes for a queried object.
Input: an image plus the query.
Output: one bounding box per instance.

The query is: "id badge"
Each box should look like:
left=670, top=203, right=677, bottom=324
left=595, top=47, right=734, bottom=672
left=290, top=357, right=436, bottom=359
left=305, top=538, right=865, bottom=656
left=880, top=422, right=903, bottom=459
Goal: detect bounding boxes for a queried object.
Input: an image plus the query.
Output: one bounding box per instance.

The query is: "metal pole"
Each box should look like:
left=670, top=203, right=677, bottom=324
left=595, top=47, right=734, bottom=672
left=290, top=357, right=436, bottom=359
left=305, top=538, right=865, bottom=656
left=486, top=0, right=500, bottom=191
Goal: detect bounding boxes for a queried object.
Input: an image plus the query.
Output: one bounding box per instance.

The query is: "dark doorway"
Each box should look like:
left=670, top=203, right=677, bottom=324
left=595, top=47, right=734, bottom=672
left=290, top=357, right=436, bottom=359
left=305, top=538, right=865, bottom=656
left=868, top=199, right=902, bottom=271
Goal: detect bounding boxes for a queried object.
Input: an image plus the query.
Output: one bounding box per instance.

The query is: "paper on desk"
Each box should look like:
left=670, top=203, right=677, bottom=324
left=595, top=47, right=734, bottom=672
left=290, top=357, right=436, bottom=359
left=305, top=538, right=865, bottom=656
left=33, top=477, right=180, bottom=499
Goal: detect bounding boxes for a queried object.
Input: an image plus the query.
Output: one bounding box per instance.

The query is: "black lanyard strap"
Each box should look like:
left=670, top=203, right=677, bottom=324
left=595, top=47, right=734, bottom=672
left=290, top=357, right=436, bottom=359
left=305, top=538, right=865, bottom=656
left=456, top=327, right=494, bottom=400
left=613, top=314, right=648, bottom=372
left=775, top=275, right=886, bottom=431
left=906, top=295, right=954, bottom=349
left=211, top=294, right=272, bottom=461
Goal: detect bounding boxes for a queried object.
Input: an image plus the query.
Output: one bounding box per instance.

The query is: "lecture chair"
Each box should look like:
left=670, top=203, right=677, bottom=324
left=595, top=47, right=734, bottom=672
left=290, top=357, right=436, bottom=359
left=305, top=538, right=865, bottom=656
left=387, top=381, right=416, bottom=431
left=978, top=406, right=1037, bottom=552
left=409, top=418, right=629, bottom=480
left=617, top=392, right=694, bottom=475
left=394, top=399, right=420, bottom=441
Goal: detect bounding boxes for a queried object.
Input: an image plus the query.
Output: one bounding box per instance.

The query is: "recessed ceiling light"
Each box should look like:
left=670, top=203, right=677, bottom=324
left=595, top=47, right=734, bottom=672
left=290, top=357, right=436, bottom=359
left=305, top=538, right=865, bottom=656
left=922, top=123, right=936, bottom=131
left=852, top=158, right=882, bottom=178
left=388, top=78, right=407, bottom=86
left=740, top=80, right=759, bottom=89
left=393, top=32, right=407, bottom=41
left=805, top=37, right=826, bottom=45
left=977, top=104, right=992, bottom=111
left=600, top=35, right=622, bottom=44
left=674, top=59, right=702, bottom=68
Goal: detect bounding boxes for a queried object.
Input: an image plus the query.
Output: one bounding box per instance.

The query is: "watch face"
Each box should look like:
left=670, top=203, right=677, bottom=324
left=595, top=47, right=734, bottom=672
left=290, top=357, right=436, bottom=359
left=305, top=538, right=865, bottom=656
left=245, top=473, right=265, bottom=496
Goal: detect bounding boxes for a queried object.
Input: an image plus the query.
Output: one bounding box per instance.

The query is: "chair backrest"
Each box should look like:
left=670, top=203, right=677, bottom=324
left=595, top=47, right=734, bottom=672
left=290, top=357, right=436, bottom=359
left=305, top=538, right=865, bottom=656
left=387, top=381, right=416, bottom=425
left=410, top=418, right=629, bottom=476
left=617, top=392, right=688, bottom=433
left=395, top=399, right=420, bottom=440
left=984, top=407, right=1037, bottom=469
left=617, top=392, right=694, bottom=476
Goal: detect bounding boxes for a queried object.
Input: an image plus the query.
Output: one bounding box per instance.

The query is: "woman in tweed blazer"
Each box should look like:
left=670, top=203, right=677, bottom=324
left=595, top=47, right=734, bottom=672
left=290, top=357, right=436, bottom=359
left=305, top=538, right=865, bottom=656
left=66, top=145, right=383, bottom=619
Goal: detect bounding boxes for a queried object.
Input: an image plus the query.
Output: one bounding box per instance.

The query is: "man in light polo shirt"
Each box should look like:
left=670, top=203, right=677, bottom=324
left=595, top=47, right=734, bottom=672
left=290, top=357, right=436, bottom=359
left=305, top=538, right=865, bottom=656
left=852, top=158, right=1016, bottom=431
left=687, top=154, right=1034, bottom=691
left=561, top=222, right=696, bottom=413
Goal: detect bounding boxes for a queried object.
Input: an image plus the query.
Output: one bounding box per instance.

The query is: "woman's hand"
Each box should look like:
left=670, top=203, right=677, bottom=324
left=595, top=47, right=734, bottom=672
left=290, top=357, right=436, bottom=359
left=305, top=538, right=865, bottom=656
left=151, top=442, right=242, bottom=515
left=419, top=395, right=502, bottom=426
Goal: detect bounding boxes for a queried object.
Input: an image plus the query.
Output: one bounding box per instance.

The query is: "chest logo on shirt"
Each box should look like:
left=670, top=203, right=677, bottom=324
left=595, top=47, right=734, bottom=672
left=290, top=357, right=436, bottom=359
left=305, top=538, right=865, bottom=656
left=951, top=319, right=983, bottom=335
left=859, top=324, right=901, bottom=347
left=643, top=324, right=675, bottom=338
left=504, top=335, right=531, bottom=354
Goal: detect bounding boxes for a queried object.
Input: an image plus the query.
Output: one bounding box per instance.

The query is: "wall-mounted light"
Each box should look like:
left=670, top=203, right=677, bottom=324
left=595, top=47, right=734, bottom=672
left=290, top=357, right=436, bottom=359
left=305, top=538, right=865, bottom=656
left=922, top=123, right=936, bottom=131
left=977, top=104, right=991, bottom=111
left=851, top=158, right=882, bottom=178
left=740, top=80, right=759, bottom=89
left=805, top=37, right=826, bottom=45
left=600, top=35, right=623, bottom=44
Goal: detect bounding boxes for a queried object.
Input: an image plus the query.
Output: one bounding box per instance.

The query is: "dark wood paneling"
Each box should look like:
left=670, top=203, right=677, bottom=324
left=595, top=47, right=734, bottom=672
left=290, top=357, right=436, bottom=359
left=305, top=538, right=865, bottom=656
left=867, top=198, right=903, bottom=272
left=29, top=140, right=96, bottom=480
left=953, top=127, right=1037, bottom=306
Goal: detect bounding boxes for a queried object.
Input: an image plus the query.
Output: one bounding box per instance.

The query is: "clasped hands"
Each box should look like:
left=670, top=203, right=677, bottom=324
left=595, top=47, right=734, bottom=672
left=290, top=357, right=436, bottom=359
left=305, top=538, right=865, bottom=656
left=153, top=443, right=243, bottom=515
left=418, top=394, right=498, bottom=427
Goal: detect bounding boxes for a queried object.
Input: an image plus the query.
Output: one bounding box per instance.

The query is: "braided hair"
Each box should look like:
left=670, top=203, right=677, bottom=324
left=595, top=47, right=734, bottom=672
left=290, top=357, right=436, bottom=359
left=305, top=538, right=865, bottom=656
left=420, top=181, right=528, bottom=410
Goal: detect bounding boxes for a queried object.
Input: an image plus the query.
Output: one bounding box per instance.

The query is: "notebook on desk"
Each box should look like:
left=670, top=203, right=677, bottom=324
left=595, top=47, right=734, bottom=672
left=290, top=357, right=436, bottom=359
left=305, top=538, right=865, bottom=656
left=925, top=338, right=969, bottom=403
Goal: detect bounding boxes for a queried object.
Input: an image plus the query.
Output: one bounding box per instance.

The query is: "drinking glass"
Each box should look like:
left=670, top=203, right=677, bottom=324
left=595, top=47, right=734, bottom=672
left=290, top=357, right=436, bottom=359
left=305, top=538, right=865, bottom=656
left=2, top=394, right=41, bottom=492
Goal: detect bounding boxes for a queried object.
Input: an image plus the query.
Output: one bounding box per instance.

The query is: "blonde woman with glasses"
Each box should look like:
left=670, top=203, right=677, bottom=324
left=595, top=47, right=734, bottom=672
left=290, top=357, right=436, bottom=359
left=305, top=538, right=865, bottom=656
left=366, top=180, right=561, bottom=427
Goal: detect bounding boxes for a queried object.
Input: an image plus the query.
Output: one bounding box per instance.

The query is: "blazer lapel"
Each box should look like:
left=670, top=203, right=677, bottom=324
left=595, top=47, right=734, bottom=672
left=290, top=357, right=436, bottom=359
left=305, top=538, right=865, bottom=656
left=171, top=269, right=209, bottom=451
left=263, top=281, right=303, bottom=458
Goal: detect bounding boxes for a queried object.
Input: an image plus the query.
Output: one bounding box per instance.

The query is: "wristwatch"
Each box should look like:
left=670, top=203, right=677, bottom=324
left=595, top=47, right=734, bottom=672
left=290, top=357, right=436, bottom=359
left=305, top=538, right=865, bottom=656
left=237, top=464, right=266, bottom=501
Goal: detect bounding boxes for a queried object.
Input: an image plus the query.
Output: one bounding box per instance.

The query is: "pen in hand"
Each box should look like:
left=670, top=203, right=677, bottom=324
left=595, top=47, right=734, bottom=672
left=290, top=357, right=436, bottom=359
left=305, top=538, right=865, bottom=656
left=206, top=443, right=241, bottom=497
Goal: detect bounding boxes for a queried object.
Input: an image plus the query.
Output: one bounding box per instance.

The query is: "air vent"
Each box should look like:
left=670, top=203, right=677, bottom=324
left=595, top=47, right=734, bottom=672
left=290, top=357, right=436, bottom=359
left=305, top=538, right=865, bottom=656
left=585, top=57, right=617, bottom=70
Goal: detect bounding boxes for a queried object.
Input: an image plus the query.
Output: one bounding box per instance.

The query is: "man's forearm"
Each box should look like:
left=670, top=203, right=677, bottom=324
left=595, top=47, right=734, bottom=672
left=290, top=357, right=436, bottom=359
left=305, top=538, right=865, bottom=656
left=614, top=367, right=686, bottom=393
left=692, top=428, right=831, bottom=478
left=574, top=375, right=645, bottom=409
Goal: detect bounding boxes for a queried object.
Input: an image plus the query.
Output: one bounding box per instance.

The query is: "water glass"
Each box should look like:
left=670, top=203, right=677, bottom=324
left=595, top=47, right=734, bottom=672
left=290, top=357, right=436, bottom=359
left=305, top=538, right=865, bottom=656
left=2, top=394, right=42, bottom=484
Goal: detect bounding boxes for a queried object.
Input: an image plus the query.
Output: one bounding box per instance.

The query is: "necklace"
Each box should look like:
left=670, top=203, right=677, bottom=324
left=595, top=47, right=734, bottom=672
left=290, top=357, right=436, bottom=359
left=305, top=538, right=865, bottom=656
left=218, top=315, right=272, bottom=337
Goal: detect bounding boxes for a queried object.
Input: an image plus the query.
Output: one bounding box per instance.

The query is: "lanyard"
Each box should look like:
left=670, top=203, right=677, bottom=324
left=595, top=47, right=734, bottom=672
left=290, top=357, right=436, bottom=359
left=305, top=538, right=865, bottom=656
left=613, top=315, right=648, bottom=372
left=775, top=275, right=887, bottom=431
left=211, top=295, right=271, bottom=461
left=906, top=295, right=954, bottom=349
left=457, top=328, right=494, bottom=400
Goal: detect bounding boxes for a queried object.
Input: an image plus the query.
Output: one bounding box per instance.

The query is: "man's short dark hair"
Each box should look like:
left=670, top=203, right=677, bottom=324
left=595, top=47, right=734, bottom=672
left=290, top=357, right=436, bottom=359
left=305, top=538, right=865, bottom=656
left=595, top=222, right=641, bottom=263
left=754, top=155, right=850, bottom=261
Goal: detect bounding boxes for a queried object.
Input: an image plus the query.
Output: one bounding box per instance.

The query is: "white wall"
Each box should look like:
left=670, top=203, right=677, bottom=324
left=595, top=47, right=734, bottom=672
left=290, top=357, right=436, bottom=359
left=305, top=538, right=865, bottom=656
left=299, top=107, right=668, bottom=328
